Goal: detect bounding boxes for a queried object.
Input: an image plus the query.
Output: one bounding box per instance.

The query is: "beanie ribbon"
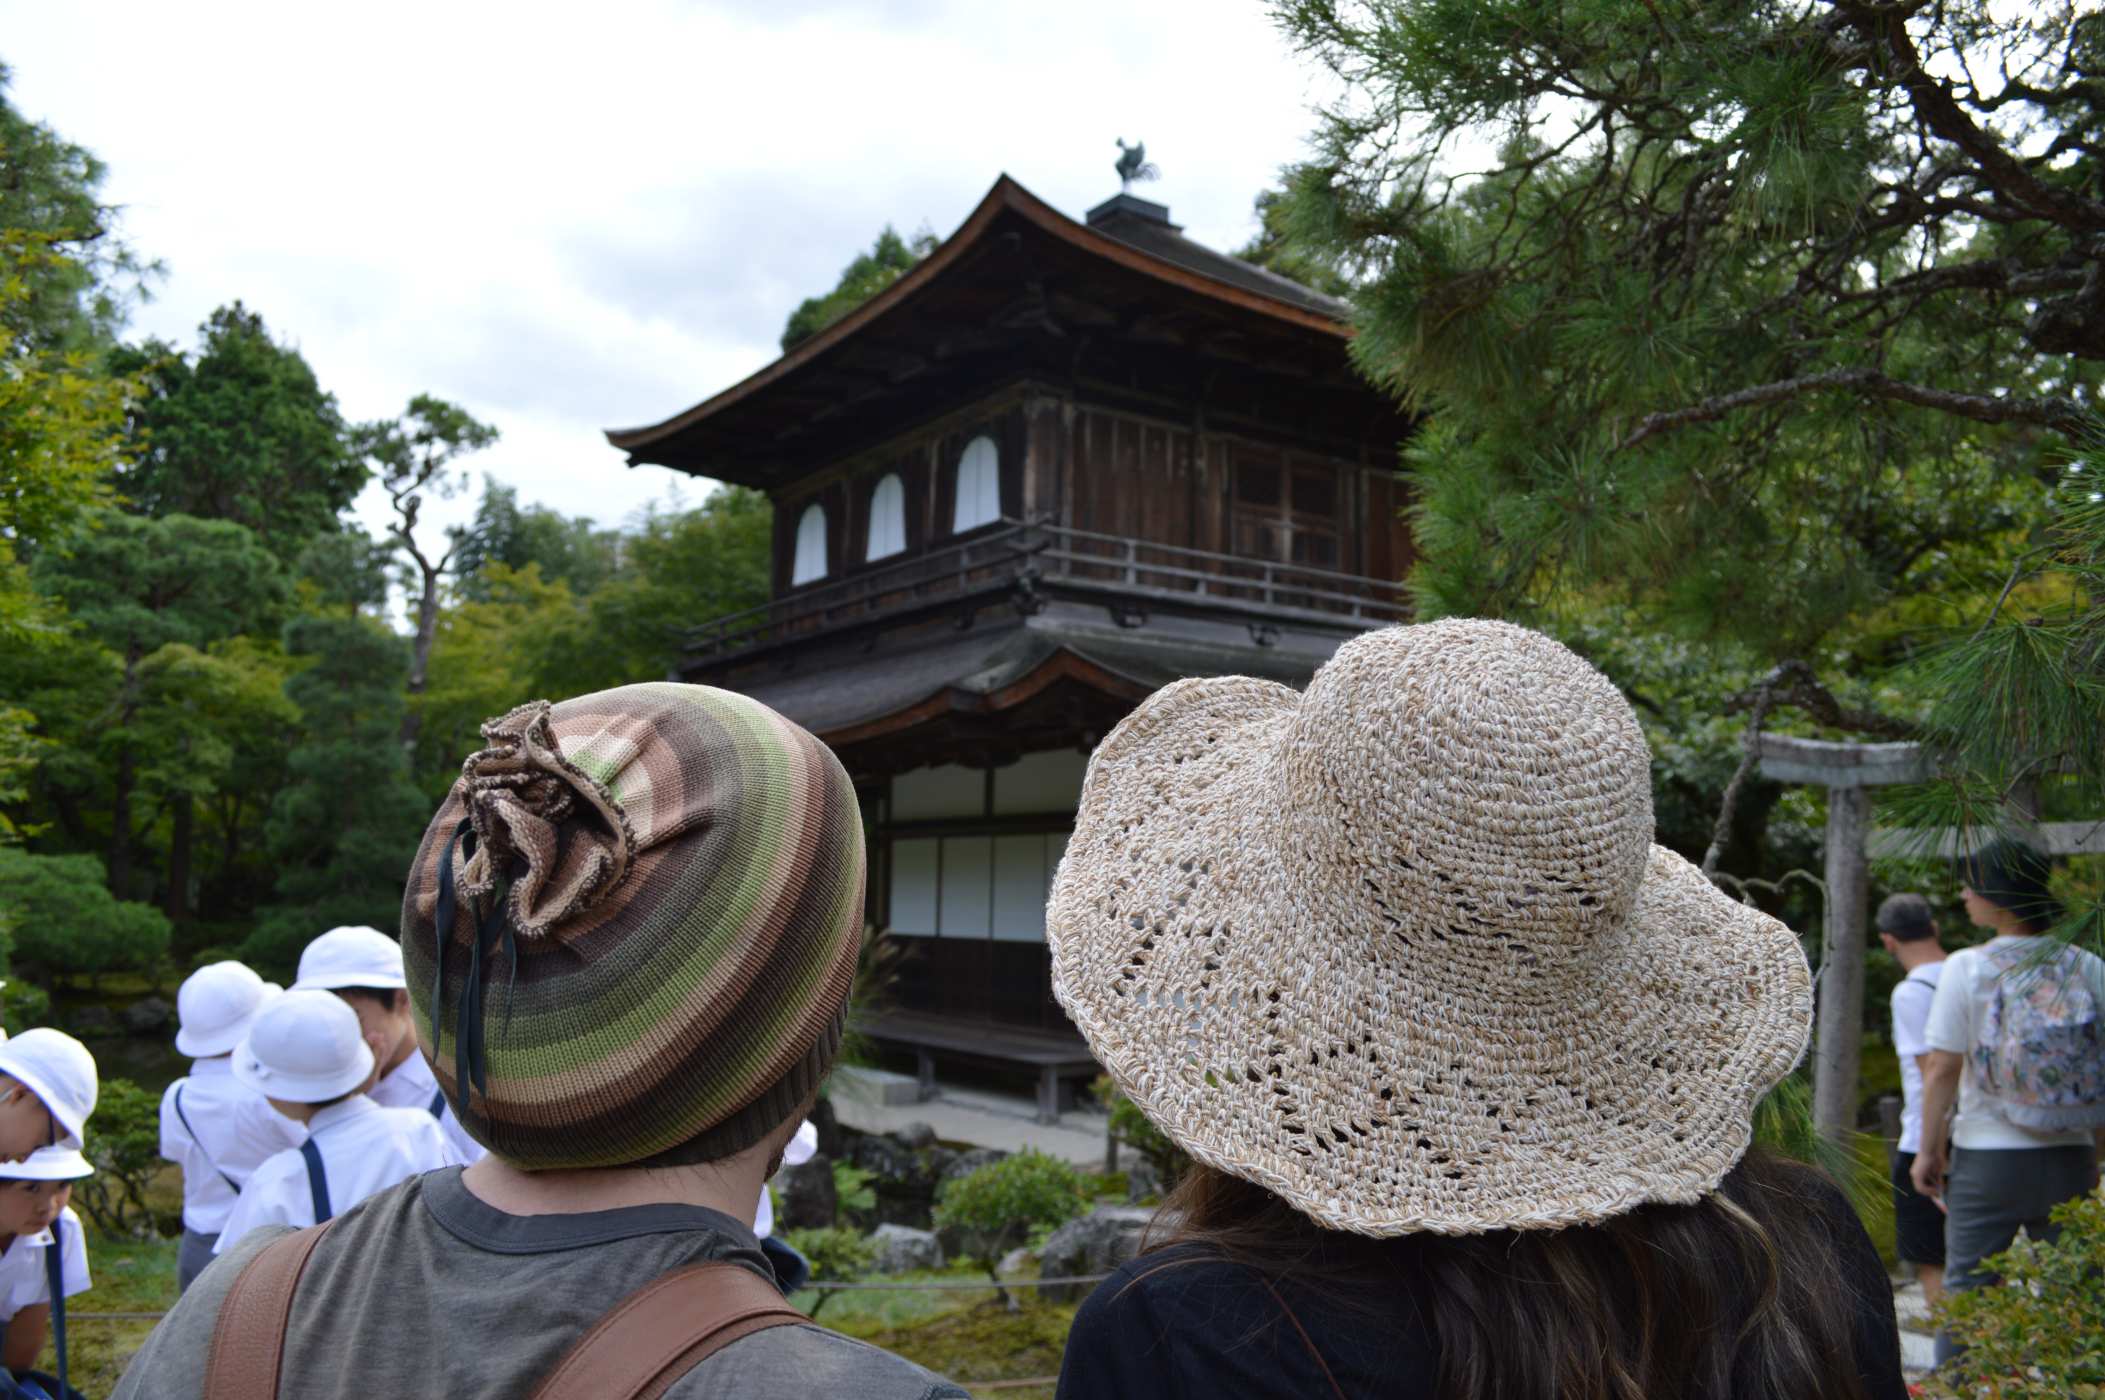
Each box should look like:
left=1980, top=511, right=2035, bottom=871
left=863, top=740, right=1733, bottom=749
left=431, top=816, right=519, bottom=1104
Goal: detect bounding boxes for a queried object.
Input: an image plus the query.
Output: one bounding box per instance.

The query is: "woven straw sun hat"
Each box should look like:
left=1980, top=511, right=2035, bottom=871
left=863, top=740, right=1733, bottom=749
left=1047, top=619, right=1812, bottom=1236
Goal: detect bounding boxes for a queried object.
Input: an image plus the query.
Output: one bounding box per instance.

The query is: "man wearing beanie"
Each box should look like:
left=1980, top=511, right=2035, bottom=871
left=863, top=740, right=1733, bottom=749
left=1915, top=838, right=2105, bottom=1363
left=113, top=686, right=966, bottom=1400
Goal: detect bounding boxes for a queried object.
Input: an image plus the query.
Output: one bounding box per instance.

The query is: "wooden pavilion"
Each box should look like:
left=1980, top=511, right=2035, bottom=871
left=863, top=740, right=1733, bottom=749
left=606, top=174, right=1415, bottom=1117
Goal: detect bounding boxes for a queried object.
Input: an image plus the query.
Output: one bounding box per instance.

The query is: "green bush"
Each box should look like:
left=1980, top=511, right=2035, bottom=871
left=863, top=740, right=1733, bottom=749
left=76, top=1078, right=170, bottom=1240
left=1923, top=1186, right=2105, bottom=1398
left=1094, top=1074, right=1189, bottom=1190
left=781, top=1226, right=876, bottom=1319
left=933, top=1148, right=1090, bottom=1308
left=0, top=849, right=171, bottom=981
left=833, top=1160, right=877, bottom=1221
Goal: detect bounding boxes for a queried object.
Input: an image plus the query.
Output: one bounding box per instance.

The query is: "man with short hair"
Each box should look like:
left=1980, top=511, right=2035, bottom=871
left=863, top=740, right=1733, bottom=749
left=1874, top=892, right=1947, bottom=1304
left=291, top=925, right=484, bottom=1163
left=1913, top=839, right=2105, bottom=1363
left=113, top=686, right=966, bottom=1400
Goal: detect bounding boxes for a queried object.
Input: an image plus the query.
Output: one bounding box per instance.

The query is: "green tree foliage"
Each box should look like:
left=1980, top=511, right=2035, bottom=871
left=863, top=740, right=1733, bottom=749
left=0, top=848, right=170, bottom=981
left=244, top=615, right=429, bottom=975
left=108, top=304, right=362, bottom=559
left=411, top=562, right=579, bottom=793
left=1233, top=188, right=1353, bottom=299
left=932, top=1150, right=1090, bottom=1307
left=1925, top=1186, right=2105, bottom=1397
left=781, top=226, right=937, bottom=352
left=1093, top=1076, right=1189, bottom=1192
left=451, top=479, right=617, bottom=601
left=1270, top=0, right=2098, bottom=650
left=780, top=1227, right=876, bottom=1318
left=75, top=1078, right=168, bottom=1239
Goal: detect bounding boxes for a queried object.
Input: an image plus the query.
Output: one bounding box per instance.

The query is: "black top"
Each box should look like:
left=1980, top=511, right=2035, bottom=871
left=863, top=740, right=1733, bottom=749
left=1056, top=1174, right=1906, bottom=1400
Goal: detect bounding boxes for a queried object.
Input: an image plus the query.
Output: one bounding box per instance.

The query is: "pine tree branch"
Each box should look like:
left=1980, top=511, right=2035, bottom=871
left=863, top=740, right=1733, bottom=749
left=1618, top=367, right=2092, bottom=450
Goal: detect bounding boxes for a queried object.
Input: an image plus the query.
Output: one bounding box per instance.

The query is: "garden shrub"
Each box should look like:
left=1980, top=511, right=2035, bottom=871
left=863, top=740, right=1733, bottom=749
left=932, top=1148, right=1090, bottom=1308
left=77, top=1078, right=169, bottom=1239
left=781, top=1226, right=875, bottom=1318
left=1924, top=1185, right=2105, bottom=1398
left=1093, top=1074, right=1189, bottom=1190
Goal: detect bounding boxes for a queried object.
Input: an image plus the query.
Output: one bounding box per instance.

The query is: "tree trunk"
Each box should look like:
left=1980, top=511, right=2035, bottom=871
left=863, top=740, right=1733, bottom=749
left=399, top=557, right=441, bottom=753
left=1813, top=784, right=1870, bottom=1147
left=164, top=793, right=193, bottom=921
left=110, top=744, right=136, bottom=899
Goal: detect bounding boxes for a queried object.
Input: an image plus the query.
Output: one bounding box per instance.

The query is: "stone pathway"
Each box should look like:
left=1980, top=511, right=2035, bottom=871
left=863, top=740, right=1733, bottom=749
left=1893, top=1278, right=1937, bottom=1377
left=830, top=1066, right=1110, bottom=1165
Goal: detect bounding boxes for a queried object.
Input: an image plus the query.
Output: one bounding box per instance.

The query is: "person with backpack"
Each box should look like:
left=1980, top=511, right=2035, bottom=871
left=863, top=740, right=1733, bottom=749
left=112, top=687, right=967, bottom=1400
left=0, top=1145, right=93, bottom=1400
left=1047, top=621, right=1906, bottom=1400
left=290, top=925, right=485, bottom=1163
left=1874, top=892, right=1949, bottom=1304
left=211, top=990, right=463, bottom=1256
left=159, top=962, right=305, bottom=1292
left=1913, top=838, right=2105, bottom=1361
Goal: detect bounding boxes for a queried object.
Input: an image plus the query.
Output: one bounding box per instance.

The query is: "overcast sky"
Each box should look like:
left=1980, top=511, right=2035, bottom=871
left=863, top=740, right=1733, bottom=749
left=6, top=0, right=1334, bottom=545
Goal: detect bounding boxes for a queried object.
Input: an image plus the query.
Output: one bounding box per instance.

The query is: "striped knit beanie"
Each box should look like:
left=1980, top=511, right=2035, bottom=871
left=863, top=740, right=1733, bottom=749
left=400, top=683, right=865, bottom=1170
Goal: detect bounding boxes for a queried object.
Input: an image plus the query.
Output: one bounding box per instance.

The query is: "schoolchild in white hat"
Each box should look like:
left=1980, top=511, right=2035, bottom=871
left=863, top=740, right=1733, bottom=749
left=159, top=963, right=303, bottom=1292
left=0, top=1031, right=98, bottom=1162
left=213, top=991, right=463, bottom=1256
left=292, top=927, right=483, bottom=1163
left=0, top=1144, right=93, bottom=1393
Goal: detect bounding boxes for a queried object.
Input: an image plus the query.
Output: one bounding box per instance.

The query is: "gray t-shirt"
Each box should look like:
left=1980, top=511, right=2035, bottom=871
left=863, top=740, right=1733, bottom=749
left=112, top=1168, right=966, bottom=1400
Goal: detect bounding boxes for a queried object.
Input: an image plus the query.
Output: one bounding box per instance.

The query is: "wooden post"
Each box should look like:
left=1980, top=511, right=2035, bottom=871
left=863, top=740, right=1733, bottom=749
left=1814, top=784, right=1869, bottom=1146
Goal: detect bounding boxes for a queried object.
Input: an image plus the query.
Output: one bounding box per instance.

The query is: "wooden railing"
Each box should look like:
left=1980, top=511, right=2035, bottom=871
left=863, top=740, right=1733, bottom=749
left=680, top=519, right=1407, bottom=660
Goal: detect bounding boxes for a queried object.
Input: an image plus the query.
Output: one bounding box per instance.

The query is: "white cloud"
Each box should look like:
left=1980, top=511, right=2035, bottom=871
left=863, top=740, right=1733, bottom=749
left=6, top=0, right=1330, bottom=545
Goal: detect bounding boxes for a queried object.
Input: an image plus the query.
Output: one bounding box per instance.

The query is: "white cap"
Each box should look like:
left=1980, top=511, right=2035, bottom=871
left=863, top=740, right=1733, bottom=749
left=0, top=1145, right=92, bottom=1181
left=292, top=926, right=407, bottom=993
left=175, top=962, right=282, bottom=1058
left=0, top=1030, right=98, bottom=1149
left=233, top=990, right=376, bottom=1103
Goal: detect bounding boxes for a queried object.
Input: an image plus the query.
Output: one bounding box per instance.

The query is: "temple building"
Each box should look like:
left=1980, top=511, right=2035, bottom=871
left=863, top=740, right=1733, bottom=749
left=606, top=174, right=1413, bottom=1118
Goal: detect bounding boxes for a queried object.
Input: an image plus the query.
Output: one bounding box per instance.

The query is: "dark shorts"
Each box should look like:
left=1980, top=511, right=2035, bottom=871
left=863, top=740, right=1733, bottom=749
left=1890, top=1150, right=1946, bottom=1267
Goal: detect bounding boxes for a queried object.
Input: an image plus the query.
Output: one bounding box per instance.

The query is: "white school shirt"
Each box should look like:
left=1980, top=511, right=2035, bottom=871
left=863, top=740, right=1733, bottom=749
left=754, top=1119, right=819, bottom=1238
left=367, top=1050, right=486, bottom=1164
left=214, top=1096, right=463, bottom=1255
left=1889, top=962, right=1945, bottom=1154
left=0, top=1206, right=89, bottom=1324
left=1923, top=934, right=2105, bottom=1150
left=159, top=1057, right=308, bottom=1234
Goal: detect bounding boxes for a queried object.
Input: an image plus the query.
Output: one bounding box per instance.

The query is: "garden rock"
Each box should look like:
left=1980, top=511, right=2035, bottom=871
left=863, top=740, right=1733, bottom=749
left=869, top=1223, right=944, bottom=1274
left=68, top=1005, right=118, bottom=1037
left=1125, top=1157, right=1162, bottom=1203
left=1037, top=1206, right=1154, bottom=1302
left=997, top=1246, right=1036, bottom=1278
left=811, top=1095, right=844, bottom=1158
left=123, top=996, right=174, bottom=1035
left=938, top=1147, right=1009, bottom=1188
left=896, top=1120, right=938, bottom=1150
left=778, top=1153, right=837, bottom=1230
left=850, top=1132, right=919, bottom=1185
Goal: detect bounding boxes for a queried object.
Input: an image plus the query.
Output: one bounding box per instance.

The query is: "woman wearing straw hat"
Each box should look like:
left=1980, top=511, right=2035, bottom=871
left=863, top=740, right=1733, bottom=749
left=1049, top=620, right=1906, bottom=1400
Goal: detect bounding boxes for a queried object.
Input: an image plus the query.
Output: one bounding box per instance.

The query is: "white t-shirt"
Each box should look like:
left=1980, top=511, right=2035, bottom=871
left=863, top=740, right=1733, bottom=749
left=368, top=1051, right=486, bottom=1165
left=0, top=1206, right=89, bottom=1324
left=1889, top=962, right=1945, bottom=1154
left=754, top=1119, right=819, bottom=1239
left=1923, top=934, right=2105, bottom=1150
left=216, top=1096, right=464, bottom=1255
left=159, top=1057, right=308, bottom=1234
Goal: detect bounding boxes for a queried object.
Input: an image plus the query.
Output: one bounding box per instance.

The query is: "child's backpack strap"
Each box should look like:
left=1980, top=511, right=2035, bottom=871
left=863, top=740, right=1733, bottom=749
left=528, top=1261, right=810, bottom=1400
left=202, top=1222, right=337, bottom=1399
left=43, top=1215, right=67, bottom=1399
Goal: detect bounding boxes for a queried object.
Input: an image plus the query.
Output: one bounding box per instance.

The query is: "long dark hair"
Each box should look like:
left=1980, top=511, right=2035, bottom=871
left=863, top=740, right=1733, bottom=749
left=1138, top=1148, right=1872, bottom=1400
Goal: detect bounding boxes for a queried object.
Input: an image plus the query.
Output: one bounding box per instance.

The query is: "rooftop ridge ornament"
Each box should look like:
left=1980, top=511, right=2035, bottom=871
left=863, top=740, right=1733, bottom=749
left=1114, top=138, right=1160, bottom=191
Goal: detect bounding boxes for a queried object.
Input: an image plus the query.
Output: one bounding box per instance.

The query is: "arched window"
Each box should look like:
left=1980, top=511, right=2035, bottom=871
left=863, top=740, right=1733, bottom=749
left=865, top=473, right=907, bottom=561
left=791, top=502, right=828, bottom=586
left=952, top=436, right=1001, bottom=533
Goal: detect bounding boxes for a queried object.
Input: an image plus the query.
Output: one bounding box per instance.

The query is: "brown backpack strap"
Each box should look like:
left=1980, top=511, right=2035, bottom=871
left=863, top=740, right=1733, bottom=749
left=528, top=1260, right=811, bottom=1400
left=202, top=1221, right=338, bottom=1400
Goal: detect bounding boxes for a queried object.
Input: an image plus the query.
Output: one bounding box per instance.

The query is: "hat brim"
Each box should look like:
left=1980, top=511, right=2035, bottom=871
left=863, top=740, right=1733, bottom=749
left=0, top=1149, right=92, bottom=1181
left=291, top=971, right=408, bottom=993
left=0, top=1055, right=87, bottom=1150
left=231, top=1039, right=376, bottom=1104
left=1048, top=674, right=1812, bottom=1237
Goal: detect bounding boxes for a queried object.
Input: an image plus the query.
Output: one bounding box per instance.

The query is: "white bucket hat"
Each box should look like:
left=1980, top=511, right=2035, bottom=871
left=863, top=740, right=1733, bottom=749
left=233, top=990, right=376, bottom=1103
left=174, top=962, right=282, bottom=1058
left=292, top=926, right=408, bottom=993
left=0, top=1145, right=93, bottom=1181
left=0, top=1030, right=99, bottom=1150
left=1048, top=619, right=1812, bottom=1237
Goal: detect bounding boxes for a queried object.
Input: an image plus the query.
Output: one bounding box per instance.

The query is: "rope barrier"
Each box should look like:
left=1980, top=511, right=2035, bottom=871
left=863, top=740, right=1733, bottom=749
left=67, top=1271, right=1117, bottom=1323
